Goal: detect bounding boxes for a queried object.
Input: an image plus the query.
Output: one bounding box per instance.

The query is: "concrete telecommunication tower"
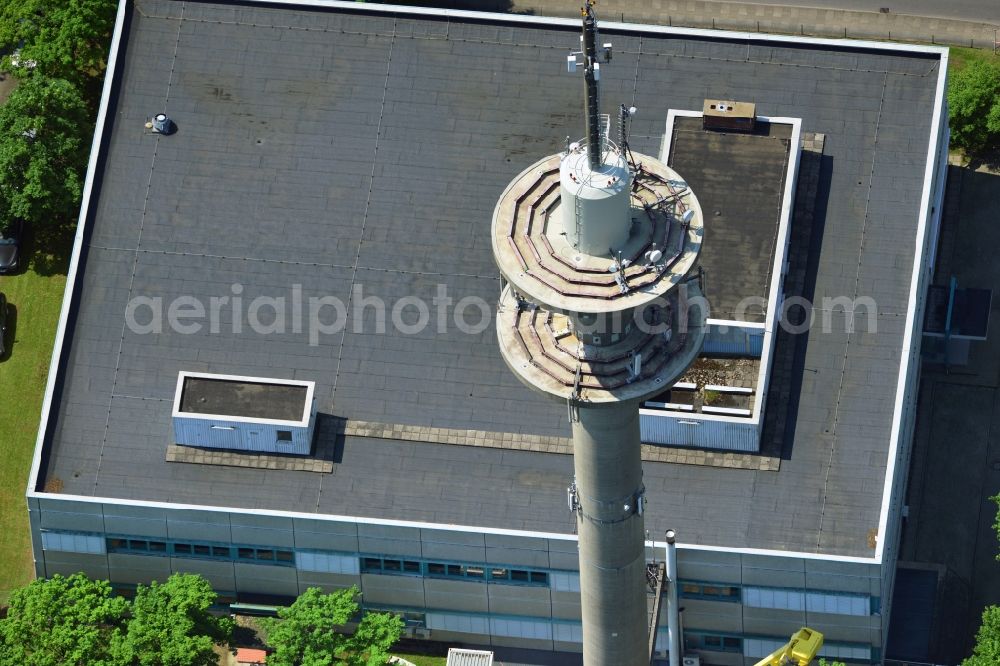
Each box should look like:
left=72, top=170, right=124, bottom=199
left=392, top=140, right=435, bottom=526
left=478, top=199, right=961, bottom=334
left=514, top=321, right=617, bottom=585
left=490, top=4, right=708, bottom=664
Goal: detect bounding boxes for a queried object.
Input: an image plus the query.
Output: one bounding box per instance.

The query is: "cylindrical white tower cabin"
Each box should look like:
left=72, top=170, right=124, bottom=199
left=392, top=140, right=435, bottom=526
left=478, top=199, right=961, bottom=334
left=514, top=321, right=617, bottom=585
left=490, top=4, right=708, bottom=665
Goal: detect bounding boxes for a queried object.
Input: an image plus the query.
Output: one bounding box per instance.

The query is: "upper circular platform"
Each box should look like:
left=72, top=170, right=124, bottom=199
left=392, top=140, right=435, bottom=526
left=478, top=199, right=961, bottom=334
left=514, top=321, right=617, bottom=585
left=491, top=150, right=704, bottom=315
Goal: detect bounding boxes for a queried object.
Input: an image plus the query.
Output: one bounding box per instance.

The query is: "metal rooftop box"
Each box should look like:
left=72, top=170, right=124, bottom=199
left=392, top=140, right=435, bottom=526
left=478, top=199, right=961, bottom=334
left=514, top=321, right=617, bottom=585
left=171, top=372, right=316, bottom=455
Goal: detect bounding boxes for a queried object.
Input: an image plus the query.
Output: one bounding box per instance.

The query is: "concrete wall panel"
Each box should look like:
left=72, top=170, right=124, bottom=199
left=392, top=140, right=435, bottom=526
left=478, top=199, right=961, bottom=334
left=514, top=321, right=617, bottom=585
left=358, top=523, right=422, bottom=557
left=234, top=563, right=299, bottom=597
left=163, top=508, right=233, bottom=542
left=104, top=513, right=169, bottom=538
left=41, top=551, right=110, bottom=580
left=423, top=578, right=488, bottom=613
left=485, top=533, right=552, bottom=569
left=741, top=607, right=809, bottom=637
left=546, top=539, right=579, bottom=570
left=488, top=584, right=551, bottom=618
left=170, top=558, right=236, bottom=591
left=38, top=508, right=105, bottom=533
left=678, top=598, right=743, bottom=633
left=293, top=518, right=359, bottom=552
left=490, top=635, right=553, bottom=651
left=230, top=513, right=294, bottom=548
left=361, top=573, right=426, bottom=607
left=298, top=571, right=361, bottom=594
left=109, top=553, right=172, bottom=585
left=420, top=528, right=486, bottom=562
left=551, top=591, right=582, bottom=620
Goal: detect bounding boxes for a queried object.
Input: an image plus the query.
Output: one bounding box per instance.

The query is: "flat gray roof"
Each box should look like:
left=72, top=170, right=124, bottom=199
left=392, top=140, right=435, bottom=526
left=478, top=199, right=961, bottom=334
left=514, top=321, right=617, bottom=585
left=668, top=117, right=791, bottom=324
left=37, top=0, right=942, bottom=557
left=178, top=377, right=307, bottom=422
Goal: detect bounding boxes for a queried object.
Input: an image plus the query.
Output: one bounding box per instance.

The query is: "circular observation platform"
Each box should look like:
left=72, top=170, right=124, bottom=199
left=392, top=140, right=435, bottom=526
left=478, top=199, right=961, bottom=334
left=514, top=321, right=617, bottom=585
left=491, top=150, right=704, bottom=316
left=495, top=283, right=708, bottom=405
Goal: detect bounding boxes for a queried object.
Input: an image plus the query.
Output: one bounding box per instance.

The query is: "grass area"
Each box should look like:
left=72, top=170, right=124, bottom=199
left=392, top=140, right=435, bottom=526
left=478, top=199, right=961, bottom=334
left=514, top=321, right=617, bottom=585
left=948, top=46, right=1000, bottom=73
left=0, top=243, right=69, bottom=603
left=393, top=653, right=447, bottom=666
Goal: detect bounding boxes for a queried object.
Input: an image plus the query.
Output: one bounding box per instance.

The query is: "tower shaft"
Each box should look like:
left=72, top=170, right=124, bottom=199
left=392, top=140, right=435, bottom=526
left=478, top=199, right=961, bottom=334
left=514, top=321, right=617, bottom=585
left=490, top=8, right=708, bottom=663
left=572, top=404, right=649, bottom=666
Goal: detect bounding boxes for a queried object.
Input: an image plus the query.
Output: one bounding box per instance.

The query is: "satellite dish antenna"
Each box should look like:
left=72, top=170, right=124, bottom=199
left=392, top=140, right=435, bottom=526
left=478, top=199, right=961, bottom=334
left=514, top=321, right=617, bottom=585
left=681, top=209, right=695, bottom=224
left=628, top=106, right=637, bottom=116
left=646, top=249, right=663, bottom=263
left=569, top=142, right=581, bottom=152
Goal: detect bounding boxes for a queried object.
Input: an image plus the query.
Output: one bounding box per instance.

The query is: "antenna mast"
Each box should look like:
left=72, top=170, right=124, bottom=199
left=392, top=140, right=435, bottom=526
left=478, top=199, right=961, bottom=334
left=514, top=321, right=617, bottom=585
left=582, top=2, right=602, bottom=169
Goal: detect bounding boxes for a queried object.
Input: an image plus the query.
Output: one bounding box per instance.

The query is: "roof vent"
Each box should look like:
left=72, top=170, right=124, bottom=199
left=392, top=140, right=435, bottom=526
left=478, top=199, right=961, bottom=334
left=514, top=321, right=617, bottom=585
left=702, top=99, right=756, bottom=132
left=151, top=113, right=176, bottom=135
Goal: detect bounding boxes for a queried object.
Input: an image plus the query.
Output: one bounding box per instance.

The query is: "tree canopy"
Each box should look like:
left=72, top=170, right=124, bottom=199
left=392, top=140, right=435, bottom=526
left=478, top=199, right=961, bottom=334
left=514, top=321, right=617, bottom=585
left=0, top=573, right=128, bottom=666
left=960, top=495, right=1000, bottom=665
left=948, top=59, right=1000, bottom=154
left=0, top=573, right=232, bottom=666
left=0, top=75, right=92, bottom=231
left=963, top=606, right=1000, bottom=666
left=264, top=586, right=403, bottom=666
left=0, top=0, right=116, bottom=240
left=111, top=574, right=234, bottom=666
left=0, top=0, right=118, bottom=99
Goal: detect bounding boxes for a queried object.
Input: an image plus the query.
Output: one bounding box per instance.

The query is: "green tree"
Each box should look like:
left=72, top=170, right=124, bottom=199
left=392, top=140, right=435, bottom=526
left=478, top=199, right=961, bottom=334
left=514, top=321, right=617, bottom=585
left=963, top=605, right=1000, bottom=666
left=819, top=660, right=846, bottom=666
left=264, top=586, right=403, bottom=666
left=960, top=495, right=1000, bottom=665
left=0, top=573, right=128, bottom=666
left=0, top=75, right=92, bottom=231
left=0, top=0, right=118, bottom=101
left=948, top=59, right=1000, bottom=153
left=112, top=573, right=234, bottom=666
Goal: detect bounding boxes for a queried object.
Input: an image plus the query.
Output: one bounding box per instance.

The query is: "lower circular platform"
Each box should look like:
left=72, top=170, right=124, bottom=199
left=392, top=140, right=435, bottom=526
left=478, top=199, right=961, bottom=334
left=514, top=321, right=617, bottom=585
left=495, top=284, right=707, bottom=405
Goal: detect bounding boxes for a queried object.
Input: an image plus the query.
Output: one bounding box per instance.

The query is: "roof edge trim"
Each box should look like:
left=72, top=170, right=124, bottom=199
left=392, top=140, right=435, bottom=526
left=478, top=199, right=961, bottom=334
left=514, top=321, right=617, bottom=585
left=27, top=490, right=879, bottom=563
left=234, top=0, right=950, bottom=56
left=26, top=0, right=131, bottom=497
left=874, top=49, right=950, bottom=562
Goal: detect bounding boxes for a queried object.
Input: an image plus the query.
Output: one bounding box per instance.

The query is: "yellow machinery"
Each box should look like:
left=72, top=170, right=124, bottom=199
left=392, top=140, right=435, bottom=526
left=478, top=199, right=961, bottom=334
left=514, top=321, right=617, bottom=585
left=752, top=627, right=825, bottom=666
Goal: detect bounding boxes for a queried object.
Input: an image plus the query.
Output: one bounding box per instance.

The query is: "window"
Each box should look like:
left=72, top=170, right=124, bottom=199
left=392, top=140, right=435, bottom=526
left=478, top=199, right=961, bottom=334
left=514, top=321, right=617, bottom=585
left=361, top=557, right=548, bottom=586
left=297, top=552, right=359, bottom=575
left=102, top=535, right=293, bottom=567
left=276, top=430, right=293, bottom=442
left=43, top=531, right=105, bottom=555
left=686, top=633, right=742, bottom=653
left=679, top=581, right=740, bottom=602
